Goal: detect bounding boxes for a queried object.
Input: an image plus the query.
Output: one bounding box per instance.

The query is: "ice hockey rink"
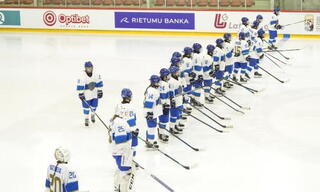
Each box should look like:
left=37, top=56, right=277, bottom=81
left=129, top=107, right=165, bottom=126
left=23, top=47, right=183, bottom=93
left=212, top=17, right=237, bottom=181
left=1, top=32, right=320, bottom=192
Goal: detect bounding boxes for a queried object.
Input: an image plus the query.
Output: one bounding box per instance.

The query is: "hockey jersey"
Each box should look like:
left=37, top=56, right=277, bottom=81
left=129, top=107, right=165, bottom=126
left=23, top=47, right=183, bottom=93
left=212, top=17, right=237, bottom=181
left=159, top=80, right=171, bottom=106
left=77, top=72, right=103, bottom=100
left=250, top=38, right=264, bottom=59
left=223, top=41, right=234, bottom=66
left=45, top=163, right=79, bottom=192
left=114, top=103, right=137, bottom=130
left=238, top=24, right=250, bottom=40
left=202, top=54, right=213, bottom=79
left=269, top=13, right=279, bottom=31
left=213, top=47, right=226, bottom=71
left=168, top=76, right=184, bottom=107
left=234, top=40, right=250, bottom=63
left=192, top=52, right=203, bottom=77
left=143, top=86, right=161, bottom=118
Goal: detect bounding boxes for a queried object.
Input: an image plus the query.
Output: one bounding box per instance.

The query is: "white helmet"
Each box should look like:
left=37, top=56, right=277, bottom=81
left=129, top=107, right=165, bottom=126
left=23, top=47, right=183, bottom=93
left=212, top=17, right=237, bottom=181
left=54, top=147, right=70, bottom=163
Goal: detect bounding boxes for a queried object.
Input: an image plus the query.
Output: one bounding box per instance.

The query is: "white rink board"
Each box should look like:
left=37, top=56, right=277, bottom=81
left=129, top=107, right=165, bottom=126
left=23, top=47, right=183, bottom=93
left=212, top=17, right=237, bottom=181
left=0, top=8, right=319, bottom=35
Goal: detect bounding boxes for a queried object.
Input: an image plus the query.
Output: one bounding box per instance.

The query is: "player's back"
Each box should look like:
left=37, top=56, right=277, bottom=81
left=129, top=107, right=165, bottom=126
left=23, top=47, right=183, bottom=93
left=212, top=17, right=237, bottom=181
left=45, top=163, right=78, bottom=192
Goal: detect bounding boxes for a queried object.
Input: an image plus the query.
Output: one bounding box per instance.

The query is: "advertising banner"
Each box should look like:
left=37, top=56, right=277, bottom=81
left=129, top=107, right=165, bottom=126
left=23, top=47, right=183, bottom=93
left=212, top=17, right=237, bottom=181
left=0, top=10, right=21, bottom=26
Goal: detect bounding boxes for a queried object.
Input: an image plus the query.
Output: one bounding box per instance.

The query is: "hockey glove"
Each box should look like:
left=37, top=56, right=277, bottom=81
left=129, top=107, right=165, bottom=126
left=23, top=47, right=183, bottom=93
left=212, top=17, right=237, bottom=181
left=163, top=104, right=170, bottom=115
left=197, top=75, right=203, bottom=81
left=214, top=64, right=220, bottom=72
left=97, top=90, right=103, bottom=99
left=79, top=93, right=85, bottom=100
left=246, top=56, right=251, bottom=62
left=259, top=54, right=264, bottom=59
left=146, top=112, right=154, bottom=120
left=209, top=70, right=215, bottom=77
left=132, top=129, right=139, bottom=137
left=247, top=40, right=252, bottom=46
left=170, top=99, right=176, bottom=108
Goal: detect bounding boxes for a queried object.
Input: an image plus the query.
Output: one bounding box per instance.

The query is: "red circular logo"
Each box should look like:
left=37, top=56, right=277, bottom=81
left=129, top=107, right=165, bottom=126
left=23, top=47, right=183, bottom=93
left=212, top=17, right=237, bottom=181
left=43, top=11, right=57, bottom=26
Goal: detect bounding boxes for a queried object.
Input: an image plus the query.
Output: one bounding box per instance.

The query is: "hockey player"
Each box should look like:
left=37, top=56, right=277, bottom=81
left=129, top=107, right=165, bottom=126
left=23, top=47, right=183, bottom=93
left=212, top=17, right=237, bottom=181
left=223, top=33, right=234, bottom=89
left=239, top=17, right=251, bottom=46
left=202, top=44, right=215, bottom=103
left=168, top=65, right=185, bottom=134
left=180, top=47, right=194, bottom=112
left=144, top=75, right=161, bottom=148
left=172, top=51, right=182, bottom=60
left=269, top=8, right=283, bottom=50
left=158, top=68, right=171, bottom=142
left=170, top=56, right=181, bottom=67
left=111, top=88, right=139, bottom=157
left=77, top=61, right=103, bottom=127
left=256, top=14, right=263, bottom=25
left=213, top=38, right=226, bottom=95
left=191, top=43, right=204, bottom=105
left=45, top=147, right=79, bottom=192
left=233, top=32, right=250, bottom=83
left=249, top=20, right=260, bottom=43
left=111, top=113, right=138, bottom=192
left=249, top=29, right=265, bottom=78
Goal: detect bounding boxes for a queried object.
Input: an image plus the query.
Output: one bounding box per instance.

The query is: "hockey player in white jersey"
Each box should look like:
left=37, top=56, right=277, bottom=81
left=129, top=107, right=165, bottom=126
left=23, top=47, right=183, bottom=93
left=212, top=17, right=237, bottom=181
left=158, top=68, right=171, bottom=142
left=269, top=8, right=283, bottom=50
left=111, top=114, right=138, bottom=192
left=249, top=20, right=259, bottom=43
left=144, top=75, right=161, bottom=148
left=256, top=15, right=263, bottom=29
left=213, top=38, right=226, bottom=95
left=180, top=47, right=194, bottom=112
left=168, top=65, right=185, bottom=134
left=233, top=32, right=250, bottom=83
left=249, top=29, right=265, bottom=78
left=77, top=61, right=103, bottom=127
left=223, top=33, right=234, bottom=89
left=191, top=43, right=204, bottom=106
left=239, top=17, right=251, bottom=46
left=202, top=44, right=215, bottom=104
left=45, top=148, right=79, bottom=192
left=111, top=88, right=139, bottom=157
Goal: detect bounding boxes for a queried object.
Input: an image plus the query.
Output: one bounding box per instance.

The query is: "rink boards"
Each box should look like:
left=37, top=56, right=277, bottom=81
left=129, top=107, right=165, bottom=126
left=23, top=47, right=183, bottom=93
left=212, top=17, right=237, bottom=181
left=0, top=7, right=319, bottom=38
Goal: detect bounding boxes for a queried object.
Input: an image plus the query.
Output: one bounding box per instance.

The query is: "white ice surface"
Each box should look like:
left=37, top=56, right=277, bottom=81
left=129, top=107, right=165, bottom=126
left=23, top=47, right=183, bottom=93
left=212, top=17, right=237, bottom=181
left=0, top=32, right=320, bottom=192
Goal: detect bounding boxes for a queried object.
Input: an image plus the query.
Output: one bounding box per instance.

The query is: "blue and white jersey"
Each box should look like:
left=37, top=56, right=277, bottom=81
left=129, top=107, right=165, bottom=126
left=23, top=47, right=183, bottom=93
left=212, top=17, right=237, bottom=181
left=223, top=41, right=234, bottom=66
left=143, top=86, right=161, bottom=117
left=249, top=27, right=258, bottom=43
left=234, top=39, right=250, bottom=63
left=192, top=52, right=204, bottom=77
left=111, top=117, right=132, bottom=156
left=159, top=80, right=171, bottom=105
left=45, top=163, right=79, bottom=192
left=180, top=57, right=193, bottom=85
left=115, top=103, right=137, bottom=130
left=202, top=54, right=213, bottom=79
left=239, top=24, right=250, bottom=40
left=77, top=72, right=103, bottom=100
left=250, top=38, right=264, bottom=59
left=213, top=47, right=226, bottom=71
left=269, top=13, right=279, bottom=31
left=168, top=76, right=184, bottom=107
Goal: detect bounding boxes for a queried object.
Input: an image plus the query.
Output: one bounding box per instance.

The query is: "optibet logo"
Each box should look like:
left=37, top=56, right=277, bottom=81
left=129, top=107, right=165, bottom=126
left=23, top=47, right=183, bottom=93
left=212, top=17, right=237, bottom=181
left=214, top=14, right=228, bottom=29
left=43, top=11, right=90, bottom=26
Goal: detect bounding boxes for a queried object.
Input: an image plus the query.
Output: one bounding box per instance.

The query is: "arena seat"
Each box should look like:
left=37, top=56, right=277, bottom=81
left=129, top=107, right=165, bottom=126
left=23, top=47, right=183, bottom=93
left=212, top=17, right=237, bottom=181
left=92, top=0, right=102, bottom=5
left=197, top=0, right=208, bottom=6
left=166, top=0, right=175, bottom=6
left=154, top=0, right=164, bottom=6
left=219, top=0, right=229, bottom=6
left=103, top=0, right=113, bottom=5
left=231, top=0, right=241, bottom=7
left=176, top=0, right=186, bottom=6
left=208, top=0, right=217, bottom=6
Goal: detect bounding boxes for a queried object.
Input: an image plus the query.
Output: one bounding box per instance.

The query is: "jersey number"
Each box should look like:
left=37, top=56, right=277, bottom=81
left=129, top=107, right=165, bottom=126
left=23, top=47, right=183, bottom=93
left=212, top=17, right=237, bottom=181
left=49, top=174, right=62, bottom=192
left=234, top=46, right=241, bottom=57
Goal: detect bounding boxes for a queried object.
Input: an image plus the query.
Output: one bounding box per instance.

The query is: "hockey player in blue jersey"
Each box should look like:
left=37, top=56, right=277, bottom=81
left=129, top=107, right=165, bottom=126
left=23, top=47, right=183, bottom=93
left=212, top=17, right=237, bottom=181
left=249, top=29, right=265, bottom=78
left=269, top=8, right=283, bottom=50
left=77, top=61, right=103, bottom=127
left=213, top=38, right=226, bottom=95
left=223, top=33, right=234, bottom=89
left=144, top=75, right=161, bottom=149
left=111, top=113, right=138, bottom=192
left=202, top=44, right=215, bottom=104
left=45, top=148, right=79, bottom=192
left=158, top=68, right=171, bottom=142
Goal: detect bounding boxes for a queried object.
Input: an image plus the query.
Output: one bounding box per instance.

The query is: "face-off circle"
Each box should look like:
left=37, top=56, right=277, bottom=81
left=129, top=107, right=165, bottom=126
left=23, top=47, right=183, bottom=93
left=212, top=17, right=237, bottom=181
left=43, top=11, right=57, bottom=26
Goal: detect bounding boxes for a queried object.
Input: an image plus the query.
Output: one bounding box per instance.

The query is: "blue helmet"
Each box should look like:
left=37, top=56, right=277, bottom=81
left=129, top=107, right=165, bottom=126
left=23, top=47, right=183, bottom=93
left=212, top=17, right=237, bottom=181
left=256, top=14, right=263, bottom=20
left=223, top=33, right=232, bottom=41
left=252, top=20, right=259, bottom=28
left=206, top=44, right=215, bottom=52
left=169, top=65, right=179, bottom=74
left=216, top=38, right=224, bottom=45
left=121, top=88, right=132, bottom=98
left=160, top=68, right=170, bottom=78
left=172, top=51, right=182, bottom=58
left=239, top=32, right=246, bottom=39
left=257, top=29, right=265, bottom=37
left=150, top=75, right=160, bottom=84
left=241, top=17, right=249, bottom=24
left=171, top=57, right=180, bottom=65
left=84, top=61, right=93, bottom=68
left=183, top=47, right=193, bottom=55
left=192, top=43, right=202, bottom=51
left=274, top=8, right=280, bottom=13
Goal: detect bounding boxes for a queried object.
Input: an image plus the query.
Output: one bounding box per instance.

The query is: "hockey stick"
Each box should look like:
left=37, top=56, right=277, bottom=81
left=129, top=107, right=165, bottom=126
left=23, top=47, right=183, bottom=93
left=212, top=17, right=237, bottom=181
left=189, top=102, right=233, bottom=128
left=258, top=65, right=288, bottom=83
left=163, top=128, right=200, bottom=151
left=264, top=54, right=283, bottom=69
left=187, top=113, right=223, bottom=133
left=133, top=161, right=175, bottom=192
left=209, top=87, right=251, bottom=110
left=282, top=20, right=305, bottom=27
left=208, top=91, right=245, bottom=115
left=263, top=39, right=290, bottom=60
left=225, top=79, right=258, bottom=94
left=264, top=52, right=289, bottom=65
left=82, top=99, right=112, bottom=143
left=138, top=136, right=191, bottom=170
left=263, top=48, right=301, bottom=52
left=202, top=105, right=231, bottom=120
